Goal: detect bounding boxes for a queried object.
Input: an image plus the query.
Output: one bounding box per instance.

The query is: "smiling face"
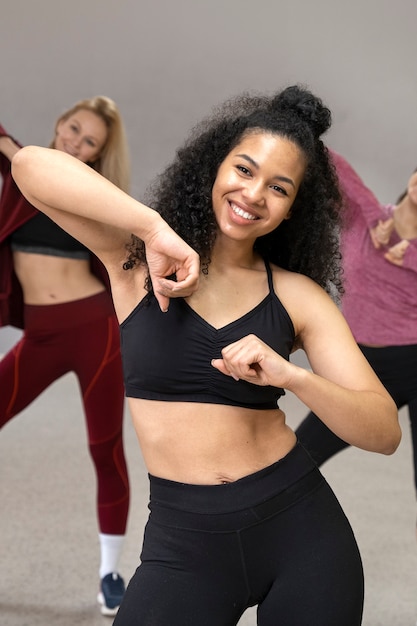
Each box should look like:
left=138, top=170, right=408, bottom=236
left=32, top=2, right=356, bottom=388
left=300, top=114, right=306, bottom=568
left=54, top=109, right=108, bottom=164
left=211, top=132, right=306, bottom=244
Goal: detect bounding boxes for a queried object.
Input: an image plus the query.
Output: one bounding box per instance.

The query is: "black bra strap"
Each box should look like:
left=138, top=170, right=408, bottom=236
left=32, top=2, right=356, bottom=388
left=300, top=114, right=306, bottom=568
left=263, top=258, right=275, bottom=294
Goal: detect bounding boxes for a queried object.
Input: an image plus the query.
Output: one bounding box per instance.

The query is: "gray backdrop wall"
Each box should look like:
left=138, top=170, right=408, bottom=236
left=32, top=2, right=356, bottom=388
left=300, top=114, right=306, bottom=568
left=1, top=0, right=416, bottom=349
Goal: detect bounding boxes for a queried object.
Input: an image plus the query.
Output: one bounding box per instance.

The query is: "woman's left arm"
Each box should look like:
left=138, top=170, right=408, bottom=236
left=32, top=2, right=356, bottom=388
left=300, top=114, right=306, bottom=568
left=384, top=239, right=417, bottom=271
left=213, top=275, right=400, bottom=455
left=284, top=278, right=400, bottom=454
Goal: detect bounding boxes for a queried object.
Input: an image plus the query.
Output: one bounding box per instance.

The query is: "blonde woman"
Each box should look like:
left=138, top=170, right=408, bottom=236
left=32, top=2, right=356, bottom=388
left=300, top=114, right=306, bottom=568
left=0, top=96, right=130, bottom=616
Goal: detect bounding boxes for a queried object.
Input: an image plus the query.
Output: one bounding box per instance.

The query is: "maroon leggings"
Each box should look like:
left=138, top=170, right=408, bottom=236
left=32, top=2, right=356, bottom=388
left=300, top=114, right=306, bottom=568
left=0, top=291, right=129, bottom=534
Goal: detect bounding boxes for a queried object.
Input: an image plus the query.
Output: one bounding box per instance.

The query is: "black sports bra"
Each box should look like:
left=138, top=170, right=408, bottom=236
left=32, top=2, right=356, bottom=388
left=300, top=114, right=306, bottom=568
left=120, top=260, right=295, bottom=410
left=10, top=212, right=90, bottom=260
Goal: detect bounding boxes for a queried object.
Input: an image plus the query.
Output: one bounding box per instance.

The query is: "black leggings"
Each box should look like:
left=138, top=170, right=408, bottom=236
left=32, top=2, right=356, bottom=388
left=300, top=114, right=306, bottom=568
left=114, top=443, right=363, bottom=625
left=296, top=344, right=417, bottom=488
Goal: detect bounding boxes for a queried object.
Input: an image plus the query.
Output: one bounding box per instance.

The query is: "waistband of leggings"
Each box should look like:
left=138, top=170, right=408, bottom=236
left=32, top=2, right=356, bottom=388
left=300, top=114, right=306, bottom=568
left=359, top=343, right=417, bottom=357
left=149, top=442, right=320, bottom=516
left=24, top=290, right=115, bottom=330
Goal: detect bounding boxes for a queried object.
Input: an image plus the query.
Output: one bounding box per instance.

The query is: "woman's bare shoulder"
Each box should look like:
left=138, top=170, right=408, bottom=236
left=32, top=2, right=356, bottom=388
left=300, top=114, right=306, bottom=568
left=270, top=264, right=338, bottom=339
left=270, top=264, right=325, bottom=297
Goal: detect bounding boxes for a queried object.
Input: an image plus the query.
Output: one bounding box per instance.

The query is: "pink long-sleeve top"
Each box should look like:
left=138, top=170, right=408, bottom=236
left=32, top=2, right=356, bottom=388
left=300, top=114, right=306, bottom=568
left=331, top=150, right=417, bottom=346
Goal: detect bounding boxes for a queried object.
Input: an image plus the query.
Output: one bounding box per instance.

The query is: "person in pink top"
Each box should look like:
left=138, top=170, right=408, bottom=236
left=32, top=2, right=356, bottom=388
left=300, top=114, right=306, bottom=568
left=296, top=150, right=417, bottom=486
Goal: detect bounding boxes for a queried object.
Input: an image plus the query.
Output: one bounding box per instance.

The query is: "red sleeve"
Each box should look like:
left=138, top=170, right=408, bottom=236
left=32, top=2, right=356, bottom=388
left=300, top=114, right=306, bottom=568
left=0, top=123, right=37, bottom=328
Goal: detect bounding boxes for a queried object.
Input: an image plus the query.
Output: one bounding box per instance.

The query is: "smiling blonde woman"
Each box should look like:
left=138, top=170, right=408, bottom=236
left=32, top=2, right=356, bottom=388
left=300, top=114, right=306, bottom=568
left=0, top=96, right=130, bottom=616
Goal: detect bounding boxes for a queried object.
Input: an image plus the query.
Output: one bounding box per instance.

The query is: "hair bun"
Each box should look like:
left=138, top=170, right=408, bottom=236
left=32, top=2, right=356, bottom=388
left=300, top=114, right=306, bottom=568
left=271, top=85, right=331, bottom=138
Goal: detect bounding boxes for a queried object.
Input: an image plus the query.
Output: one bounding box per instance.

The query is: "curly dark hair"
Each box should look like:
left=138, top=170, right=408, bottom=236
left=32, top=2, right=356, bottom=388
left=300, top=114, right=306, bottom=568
left=124, top=84, right=344, bottom=298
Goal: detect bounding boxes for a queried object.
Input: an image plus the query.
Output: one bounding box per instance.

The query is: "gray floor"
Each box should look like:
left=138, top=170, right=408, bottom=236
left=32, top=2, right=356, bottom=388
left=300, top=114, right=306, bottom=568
left=1, top=341, right=416, bottom=625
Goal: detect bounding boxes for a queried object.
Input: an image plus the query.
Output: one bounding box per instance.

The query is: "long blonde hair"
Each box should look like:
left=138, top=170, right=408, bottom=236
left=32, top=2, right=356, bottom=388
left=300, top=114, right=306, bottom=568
left=50, top=96, right=130, bottom=193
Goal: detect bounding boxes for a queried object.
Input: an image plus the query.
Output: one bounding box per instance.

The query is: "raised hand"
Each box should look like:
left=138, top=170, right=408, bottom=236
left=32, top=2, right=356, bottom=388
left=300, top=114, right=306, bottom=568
left=384, top=239, right=409, bottom=267
left=145, top=222, right=200, bottom=312
left=369, top=217, right=394, bottom=249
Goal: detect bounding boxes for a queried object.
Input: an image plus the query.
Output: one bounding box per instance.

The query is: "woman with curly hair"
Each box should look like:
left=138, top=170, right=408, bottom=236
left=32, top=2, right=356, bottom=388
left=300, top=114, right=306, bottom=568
left=0, top=96, right=130, bottom=616
left=12, top=85, right=400, bottom=625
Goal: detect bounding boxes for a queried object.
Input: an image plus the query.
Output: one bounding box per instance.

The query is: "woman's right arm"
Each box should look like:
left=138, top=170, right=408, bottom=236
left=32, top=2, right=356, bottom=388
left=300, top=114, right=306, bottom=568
left=0, top=125, right=21, bottom=179
left=330, top=149, right=399, bottom=251
left=12, top=146, right=200, bottom=311
left=0, top=135, right=20, bottom=162
left=330, top=149, right=385, bottom=227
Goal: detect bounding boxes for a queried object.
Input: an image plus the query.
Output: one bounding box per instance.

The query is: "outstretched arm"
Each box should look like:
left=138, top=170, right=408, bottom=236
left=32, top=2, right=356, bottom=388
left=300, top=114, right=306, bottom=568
left=12, top=146, right=200, bottom=311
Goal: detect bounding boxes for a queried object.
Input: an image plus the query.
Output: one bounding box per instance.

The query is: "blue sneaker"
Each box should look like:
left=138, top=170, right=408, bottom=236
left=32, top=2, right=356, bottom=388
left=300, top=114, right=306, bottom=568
left=97, top=572, right=126, bottom=616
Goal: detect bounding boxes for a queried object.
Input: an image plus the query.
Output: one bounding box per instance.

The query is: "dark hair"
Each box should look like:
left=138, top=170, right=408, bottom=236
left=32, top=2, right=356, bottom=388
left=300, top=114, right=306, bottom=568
left=125, top=84, right=344, bottom=298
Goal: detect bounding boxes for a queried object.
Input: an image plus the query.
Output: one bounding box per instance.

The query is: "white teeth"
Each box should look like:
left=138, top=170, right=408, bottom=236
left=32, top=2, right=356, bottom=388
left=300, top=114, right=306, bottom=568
left=231, top=204, right=257, bottom=220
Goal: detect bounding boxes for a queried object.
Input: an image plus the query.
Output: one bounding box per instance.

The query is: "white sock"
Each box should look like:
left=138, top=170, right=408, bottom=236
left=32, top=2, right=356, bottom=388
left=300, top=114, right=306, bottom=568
left=99, top=533, right=125, bottom=579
